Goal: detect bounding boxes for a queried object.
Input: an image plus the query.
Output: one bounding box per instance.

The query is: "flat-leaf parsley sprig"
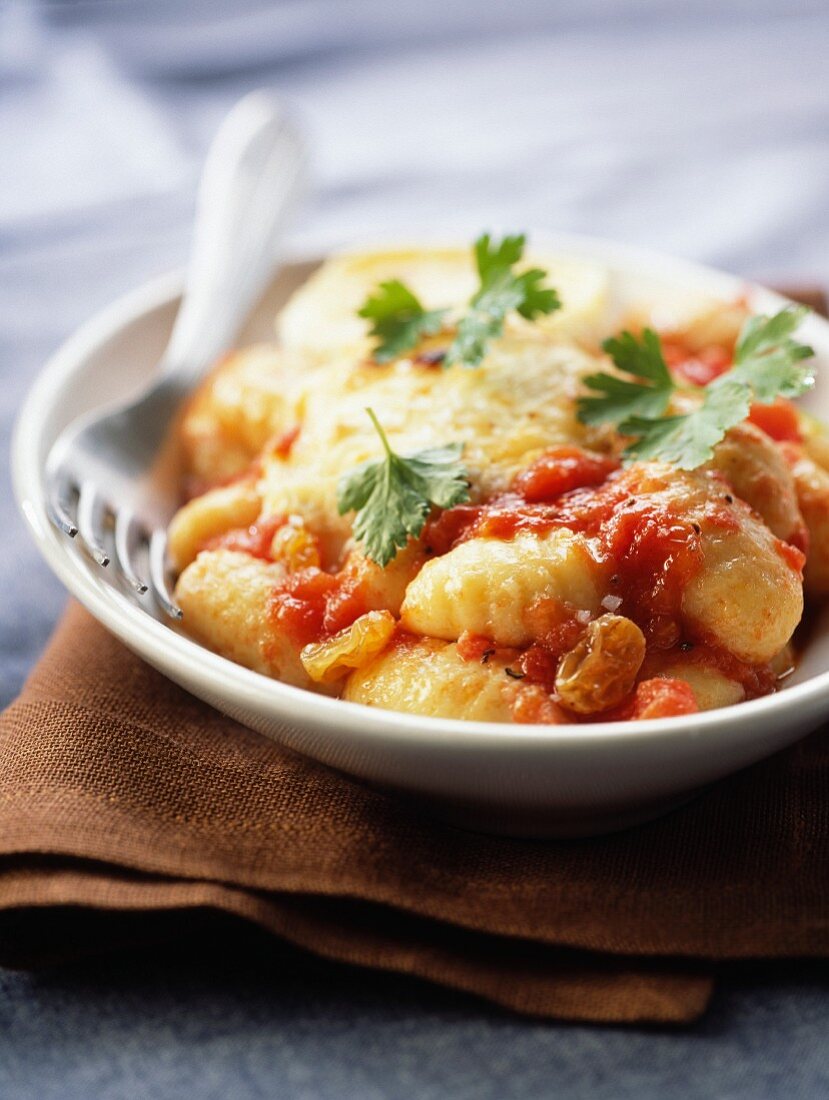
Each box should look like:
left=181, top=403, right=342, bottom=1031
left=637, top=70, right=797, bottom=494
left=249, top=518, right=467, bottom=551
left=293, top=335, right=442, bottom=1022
left=444, top=234, right=561, bottom=368
left=358, top=281, right=448, bottom=364
left=577, top=305, right=815, bottom=469
left=337, top=408, right=471, bottom=566
left=358, top=233, right=561, bottom=368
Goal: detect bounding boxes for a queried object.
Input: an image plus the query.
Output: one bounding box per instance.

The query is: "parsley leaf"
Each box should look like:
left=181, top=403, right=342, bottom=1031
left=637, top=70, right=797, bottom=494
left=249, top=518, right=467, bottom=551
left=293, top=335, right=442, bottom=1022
left=729, top=305, right=815, bottom=401
left=578, top=329, right=674, bottom=426
left=336, top=408, right=470, bottom=566
left=577, top=305, right=815, bottom=470
left=358, top=280, right=447, bottom=363
left=622, top=380, right=751, bottom=468
left=358, top=233, right=560, bottom=367
left=445, top=233, right=561, bottom=368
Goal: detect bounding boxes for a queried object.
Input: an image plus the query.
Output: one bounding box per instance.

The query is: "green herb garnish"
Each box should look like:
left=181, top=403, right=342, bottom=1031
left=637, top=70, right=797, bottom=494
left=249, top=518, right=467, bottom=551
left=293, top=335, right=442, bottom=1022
left=577, top=305, right=815, bottom=469
left=337, top=408, right=470, bottom=566
left=358, top=233, right=560, bottom=368
left=444, top=234, right=561, bottom=368
left=358, top=280, right=448, bottom=364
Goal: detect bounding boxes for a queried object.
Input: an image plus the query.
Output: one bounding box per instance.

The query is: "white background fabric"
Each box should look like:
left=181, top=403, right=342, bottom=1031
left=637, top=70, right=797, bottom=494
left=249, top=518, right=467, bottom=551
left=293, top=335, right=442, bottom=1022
left=2, top=0, right=828, bottom=277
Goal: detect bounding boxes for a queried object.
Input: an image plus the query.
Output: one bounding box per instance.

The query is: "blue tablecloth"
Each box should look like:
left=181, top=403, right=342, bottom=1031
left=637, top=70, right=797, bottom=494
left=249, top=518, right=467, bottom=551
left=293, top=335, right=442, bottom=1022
left=1, top=1, right=828, bottom=1095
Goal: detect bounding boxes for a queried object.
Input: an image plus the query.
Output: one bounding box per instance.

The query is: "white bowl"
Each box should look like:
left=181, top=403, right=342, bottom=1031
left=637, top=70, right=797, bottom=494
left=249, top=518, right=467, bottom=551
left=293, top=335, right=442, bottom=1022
left=12, top=235, right=829, bottom=837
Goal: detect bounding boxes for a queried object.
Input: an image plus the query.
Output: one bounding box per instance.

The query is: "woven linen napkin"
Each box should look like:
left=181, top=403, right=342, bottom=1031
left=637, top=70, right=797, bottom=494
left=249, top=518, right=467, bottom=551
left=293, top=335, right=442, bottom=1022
left=2, top=289, right=827, bottom=1026
left=2, top=597, right=828, bottom=1024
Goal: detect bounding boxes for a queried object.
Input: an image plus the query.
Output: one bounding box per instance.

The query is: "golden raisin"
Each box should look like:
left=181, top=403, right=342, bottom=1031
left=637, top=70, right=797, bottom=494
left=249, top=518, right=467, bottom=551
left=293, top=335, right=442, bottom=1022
left=300, top=610, right=396, bottom=684
left=270, top=518, right=320, bottom=571
left=555, top=613, right=646, bottom=715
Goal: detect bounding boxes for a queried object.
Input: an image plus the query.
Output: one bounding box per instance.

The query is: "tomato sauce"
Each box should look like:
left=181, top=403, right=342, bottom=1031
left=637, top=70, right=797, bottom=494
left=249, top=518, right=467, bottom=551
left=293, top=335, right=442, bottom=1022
left=748, top=398, right=803, bottom=443
left=456, top=632, right=497, bottom=663
left=207, top=514, right=287, bottom=560
left=625, top=678, right=698, bottom=719
left=517, top=644, right=560, bottom=692
left=268, top=567, right=368, bottom=648
left=259, top=428, right=794, bottom=717
left=776, top=538, right=806, bottom=575
left=423, top=505, right=484, bottom=557
left=513, top=446, right=620, bottom=502
left=429, top=467, right=705, bottom=649
left=270, top=424, right=301, bottom=458
left=698, top=643, right=776, bottom=700
left=422, top=448, right=806, bottom=717
left=662, top=338, right=732, bottom=387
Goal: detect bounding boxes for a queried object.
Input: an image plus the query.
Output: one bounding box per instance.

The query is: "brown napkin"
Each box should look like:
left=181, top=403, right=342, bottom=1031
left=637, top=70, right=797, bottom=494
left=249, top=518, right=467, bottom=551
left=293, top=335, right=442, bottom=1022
left=2, top=287, right=827, bottom=1027
left=2, top=602, right=828, bottom=1026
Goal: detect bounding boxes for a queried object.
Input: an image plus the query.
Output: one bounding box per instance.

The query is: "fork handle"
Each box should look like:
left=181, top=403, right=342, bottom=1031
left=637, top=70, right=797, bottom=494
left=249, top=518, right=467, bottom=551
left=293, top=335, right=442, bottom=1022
left=159, top=91, right=307, bottom=386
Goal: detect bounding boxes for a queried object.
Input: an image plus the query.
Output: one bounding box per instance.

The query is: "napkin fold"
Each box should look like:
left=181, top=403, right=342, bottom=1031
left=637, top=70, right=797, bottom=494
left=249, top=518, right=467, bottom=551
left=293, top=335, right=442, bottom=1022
left=2, top=287, right=827, bottom=1025
left=2, top=602, right=828, bottom=1024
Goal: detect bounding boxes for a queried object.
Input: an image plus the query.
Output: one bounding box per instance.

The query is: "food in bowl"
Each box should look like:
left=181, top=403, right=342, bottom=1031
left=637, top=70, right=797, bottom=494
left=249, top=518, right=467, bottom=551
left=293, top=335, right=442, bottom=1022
left=167, top=234, right=827, bottom=725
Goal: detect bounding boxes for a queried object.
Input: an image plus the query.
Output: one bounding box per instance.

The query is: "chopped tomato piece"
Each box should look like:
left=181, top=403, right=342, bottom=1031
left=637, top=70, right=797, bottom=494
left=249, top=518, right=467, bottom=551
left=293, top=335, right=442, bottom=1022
left=271, top=424, right=301, bottom=457
left=748, top=398, right=803, bottom=443
left=208, top=514, right=286, bottom=560
left=269, top=568, right=339, bottom=646
left=422, top=504, right=483, bottom=556
left=605, top=507, right=702, bottom=648
left=322, top=578, right=367, bottom=636
left=629, top=677, right=698, bottom=719
left=662, top=340, right=732, bottom=386
left=775, top=538, right=806, bottom=575
left=269, top=568, right=366, bottom=647
left=513, top=446, right=619, bottom=502
left=517, top=645, right=560, bottom=692
left=511, top=688, right=569, bottom=725
left=457, top=631, right=496, bottom=662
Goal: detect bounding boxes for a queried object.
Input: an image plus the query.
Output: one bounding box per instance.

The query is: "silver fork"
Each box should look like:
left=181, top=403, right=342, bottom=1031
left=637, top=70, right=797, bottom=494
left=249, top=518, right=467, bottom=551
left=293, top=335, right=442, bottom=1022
left=45, top=91, right=307, bottom=619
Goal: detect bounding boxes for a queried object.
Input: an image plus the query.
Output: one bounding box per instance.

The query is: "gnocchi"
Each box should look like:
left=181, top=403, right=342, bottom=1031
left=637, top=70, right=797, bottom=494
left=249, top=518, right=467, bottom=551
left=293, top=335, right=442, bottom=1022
left=400, top=530, right=601, bottom=646
left=344, top=636, right=568, bottom=724
left=175, top=549, right=320, bottom=690
left=170, top=245, right=820, bottom=725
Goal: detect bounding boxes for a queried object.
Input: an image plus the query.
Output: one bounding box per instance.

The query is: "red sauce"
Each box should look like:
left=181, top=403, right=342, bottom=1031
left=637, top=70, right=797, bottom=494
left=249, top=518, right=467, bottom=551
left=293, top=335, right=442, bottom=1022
left=641, top=642, right=777, bottom=702
left=268, top=567, right=368, bottom=647
left=517, top=645, right=561, bottom=692
left=322, top=576, right=369, bottom=636
left=423, top=505, right=484, bottom=557
left=207, top=514, right=287, bottom=560
left=607, top=506, right=703, bottom=648
left=256, top=427, right=794, bottom=716
left=271, top=424, right=301, bottom=458
left=748, top=398, right=803, bottom=443
left=513, top=446, right=620, bottom=502
left=701, top=646, right=777, bottom=701
left=775, top=538, right=806, bottom=575
left=662, top=339, right=732, bottom=387
left=511, top=688, right=570, bottom=725
left=456, top=632, right=497, bottom=663
left=531, top=603, right=587, bottom=653
left=627, top=678, right=699, bottom=719
left=441, top=469, right=706, bottom=648
left=437, top=462, right=719, bottom=713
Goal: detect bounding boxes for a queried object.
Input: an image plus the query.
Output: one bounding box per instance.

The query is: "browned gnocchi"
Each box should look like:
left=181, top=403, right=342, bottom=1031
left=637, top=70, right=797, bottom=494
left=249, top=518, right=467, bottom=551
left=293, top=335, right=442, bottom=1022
left=170, top=245, right=820, bottom=725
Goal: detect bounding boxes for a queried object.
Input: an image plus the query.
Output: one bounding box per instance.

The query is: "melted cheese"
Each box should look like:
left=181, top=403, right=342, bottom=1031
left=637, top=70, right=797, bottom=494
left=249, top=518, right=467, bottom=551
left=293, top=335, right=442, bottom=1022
left=258, top=333, right=605, bottom=553
left=277, top=246, right=610, bottom=361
